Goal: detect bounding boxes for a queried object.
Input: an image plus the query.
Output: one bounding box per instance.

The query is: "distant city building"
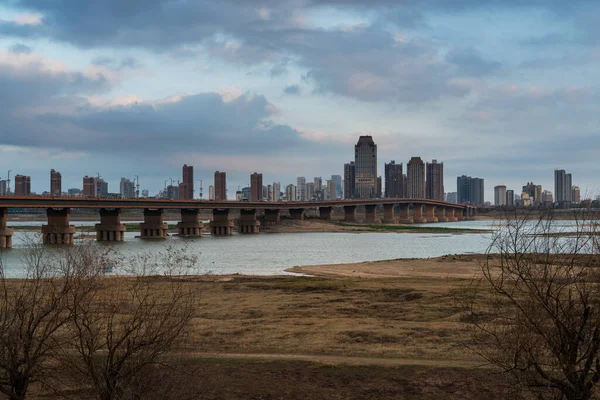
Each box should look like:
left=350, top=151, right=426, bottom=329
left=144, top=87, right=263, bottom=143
left=542, top=190, right=554, bottom=204
left=445, top=192, right=458, bottom=204
left=506, top=190, right=515, bottom=206
left=425, top=160, right=444, bottom=201
left=97, top=179, right=108, bottom=198
left=343, top=162, right=355, bottom=199
left=306, top=182, right=315, bottom=200
left=209, top=185, right=215, bottom=200
left=521, top=192, right=532, bottom=207
left=313, top=177, right=323, bottom=201
left=285, top=184, right=296, bottom=201
left=457, top=175, right=484, bottom=205
left=120, top=178, right=135, bottom=198
left=250, top=172, right=263, bottom=201
left=384, top=161, right=403, bottom=198
left=326, top=180, right=336, bottom=200
left=68, top=188, right=81, bottom=196
left=167, top=184, right=179, bottom=200
left=297, top=177, right=306, bottom=201
left=0, top=180, right=7, bottom=196
left=262, top=185, right=268, bottom=201
left=554, top=169, right=573, bottom=204
left=83, top=176, right=97, bottom=197
left=376, top=176, right=382, bottom=198
left=236, top=190, right=243, bottom=201
left=272, top=182, right=281, bottom=202
left=331, top=175, right=342, bottom=199
left=14, top=175, right=31, bottom=196
left=267, top=185, right=273, bottom=201
left=181, top=164, right=194, bottom=200
left=141, top=189, right=149, bottom=198
left=50, top=169, right=61, bottom=196
left=494, top=185, right=507, bottom=206
left=354, top=136, right=377, bottom=199
left=242, top=186, right=251, bottom=201
left=572, top=186, right=581, bottom=204
left=407, top=157, right=425, bottom=199
left=214, top=171, right=227, bottom=201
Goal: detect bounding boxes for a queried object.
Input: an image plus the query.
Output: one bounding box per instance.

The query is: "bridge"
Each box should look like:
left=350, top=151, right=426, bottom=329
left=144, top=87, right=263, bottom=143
left=0, top=196, right=477, bottom=248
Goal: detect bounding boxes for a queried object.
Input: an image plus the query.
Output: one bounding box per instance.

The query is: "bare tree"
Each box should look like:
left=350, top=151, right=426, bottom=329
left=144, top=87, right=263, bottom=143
left=66, top=245, right=200, bottom=400
left=460, top=210, right=600, bottom=400
left=0, top=237, right=106, bottom=400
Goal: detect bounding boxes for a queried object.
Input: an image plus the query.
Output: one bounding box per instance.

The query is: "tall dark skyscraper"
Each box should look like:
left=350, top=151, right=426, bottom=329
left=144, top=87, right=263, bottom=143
left=83, top=176, right=97, bottom=197
left=50, top=169, right=61, bottom=196
left=554, top=169, right=573, bottom=204
left=384, top=161, right=403, bottom=198
left=354, top=136, right=377, bottom=199
left=457, top=175, right=484, bottom=205
left=14, top=175, right=31, bottom=196
left=214, top=171, right=226, bottom=201
left=250, top=172, right=263, bottom=201
left=407, top=157, right=425, bottom=199
left=182, top=164, right=194, bottom=200
left=343, top=162, right=355, bottom=199
left=425, top=160, right=444, bottom=201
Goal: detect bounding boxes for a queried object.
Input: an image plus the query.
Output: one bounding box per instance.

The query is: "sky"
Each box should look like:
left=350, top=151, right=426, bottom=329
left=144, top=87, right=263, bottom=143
left=0, top=0, right=598, bottom=201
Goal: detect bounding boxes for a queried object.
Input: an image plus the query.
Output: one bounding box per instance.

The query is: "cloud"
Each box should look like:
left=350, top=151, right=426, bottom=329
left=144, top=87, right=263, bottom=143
left=283, top=84, right=301, bottom=95
left=8, top=43, right=32, bottom=54
left=91, top=56, right=142, bottom=70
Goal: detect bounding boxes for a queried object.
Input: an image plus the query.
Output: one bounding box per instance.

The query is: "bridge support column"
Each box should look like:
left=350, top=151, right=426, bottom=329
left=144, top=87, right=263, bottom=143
left=42, top=208, right=76, bottom=245
left=413, top=204, right=427, bottom=223
left=425, top=205, right=438, bottom=223
left=210, top=209, right=234, bottom=236
left=95, top=209, right=126, bottom=242
left=289, top=208, right=305, bottom=220
left=344, top=205, right=357, bottom=222
left=0, top=208, right=14, bottom=249
left=397, top=204, right=413, bottom=224
left=364, top=205, right=377, bottom=223
left=177, top=209, right=203, bottom=237
left=383, top=204, right=396, bottom=224
left=319, top=206, right=333, bottom=220
left=264, top=209, right=281, bottom=225
left=455, top=208, right=465, bottom=221
left=139, top=209, right=169, bottom=239
left=445, top=208, right=458, bottom=222
left=238, top=209, right=260, bottom=234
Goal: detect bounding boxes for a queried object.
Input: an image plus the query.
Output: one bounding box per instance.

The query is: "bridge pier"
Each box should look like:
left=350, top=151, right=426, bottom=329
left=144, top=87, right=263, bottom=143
left=344, top=205, right=357, bottom=222
left=210, top=209, right=234, bottom=236
left=95, top=209, right=126, bottom=242
left=319, top=206, right=333, bottom=220
left=177, top=209, right=203, bottom=237
left=425, top=205, right=438, bottom=223
left=383, top=204, right=396, bottom=224
left=42, top=208, right=76, bottom=245
left=364, top=205, right=377, bottom=223
left=139, top=209, right=169, bottom=239
left=289, top=208, right=305, bottom=220
left=0, top=208, right=14, bottom=249
left=397, top=204, right=413, bottom=224
left=413, top=205, right=427, bottom=224
left=238, top=209, right=260, bottom=234
left=445, top=208, right=458, bottom=222
left=264, top=209, right=281, bottom=225
left=455, top=208, right=465, bottom=221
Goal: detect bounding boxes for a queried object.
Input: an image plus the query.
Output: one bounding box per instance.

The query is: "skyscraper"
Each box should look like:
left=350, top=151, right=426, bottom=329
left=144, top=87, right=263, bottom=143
left=494, top=185, right=507, bottom=206
left=343, top=162, right=355, bottom=199
left=572, top=186, right=581, bottom=204
left=407, top=157, right=425, bottom=199
left=214, top=171, right=226, bottom=201
left=14, top=175, right=31, bottom=196
left=457, top=175, right=485, bottom=205
left=306, top=182, right=315, bottom=200
left=354, top=136, right=377, bottom=199
left=326, top=180, right=336, bottom=200
left=0, top=180, right=7, bottom=196
left=250, top=173, right=263, bottom=201
left=83, top=176, right=97, bottom=197
left=297, top=177, right=306, bottom=201
left=50, top=169, right=61, bottom=196
left=554, top=169, right=573, bottom=204
left=425, top=160, right=444, bottom=201
left=314, top=177, right=323, bottom=201
left=285, top=184, right=296, bottom=201
left=96, top=179, right=108, bottom=198
left=182, top=164, right=194, bottom=200
left=209, top=185, right=215, bottom=200
left=384, top=161, right=403, bottom=198
left=376, top=176, right=382, bottom=198
left=272, top=182, right=281, bottom=201
left=331, top=175, right=342, bottom=199
left=506, top=190, right=515, bottom=206
left=120, top=178, right=135, bottom=198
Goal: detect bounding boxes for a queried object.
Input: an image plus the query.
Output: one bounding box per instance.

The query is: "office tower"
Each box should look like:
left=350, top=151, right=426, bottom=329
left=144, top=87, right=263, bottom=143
left=96, top=179, right=108, bottom=198
left=262, top=185, right=268, bottom=200
left=535, top=185, right=542, bottom=204
left=314, top=177, right=323, bottom=201
left=354, top=136, right=377, bottom=199
left=297, top=177, right=306, bottom=201
left=14, top=175, right=31, bottom=196
left=285, top=184, right=296, bottom=201
left=494, top=185, right=507, bottom=206
left=306, top=182, right=315, bottom=200
left=250, top=173, right=263, bottom=201
left=0, top=180, right=7, bottom=196
left=402, top=174, right=408, bottom=198
left=120, top=178, right=135, bottom=198
left=542, top=190, right=554, bottom=203
left=407, top=157, right=425, bottom=199
left=181, top=164, right=194, bottom=200
left=167, top=185, right=179, bottom=200
left=209, top=185, right=215, bottom=200
left=457, top=175, right=485, bottom=205
left=572, top=186, right=581, bottom=204
left=343, top=162, right=355, bottom=199
left=376, top=176, right=382, bottom=198
left=267, top=185, right=273, bottom=201
left=384, top=161, right=403, bottom=198
left=506, top=190, right=515, bottom=206
left=425, top=160, right=444, bottom=201
left=272, top=182, right=281, bottom=202
left=214, top=171, right=226, bottom=201
left=241, top=186, right=251, bottom=201
left=522, top=182, right=538, bottom=202
left=326, top=180, right=336, bottom=200
left=50, top=169, right=61, bottom=196
left=446, top=192, right=458, bottom=203
left=331, top=175, right=342, bottom=199
left=554, top=169, right=573, bottom=204
left=83, top=176, right=97, bottom=197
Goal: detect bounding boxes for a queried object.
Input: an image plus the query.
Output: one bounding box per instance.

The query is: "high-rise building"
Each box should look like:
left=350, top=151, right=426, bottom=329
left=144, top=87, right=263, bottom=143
left=182, top=164, right=194, bottom=200
left=68, top=188, right=81, bottom=196
left=446, top=192, right=458, bottom=203
left=494, top=185, right=507, bottom=206
left=120, top=178, right=135, bottom=198
left=506, top=190, right=515, bottom=206
left=314, top=177, right=323, bottom=201
left=209, top=185, right=215, bottom=200
left=96, top=179, right=108, bottom=198
left=542, top=190, right=554, bottom=204
left=262, top=185, right=268, bottom=201
left=343, top=162, right=355, bottom=199
left=457, top=175, right=484, bottom=205
left=306, top=182, right=315, bottom=200
left=326, top=180, right=336, bottom=200
left=572, top=186, right=581, bottom=204
left=50, top=169, right=61, bottom=196
left=241, top=186, right=251, bottom=201
left=354, top=136, right=377, bottom=199
left=267, top=185, right=273, bottom=201
left=141, top=189, right=149, bottom=198
left=285, top=184, right=296, bottom=201
left=384, top=161, right=403, bottom=198
left=167, top=185, right=179, bottom=200
left=522, top=182, right=538, bottom=203
left=331, top=175, right=342, bottom=199
left=14, top=175, right=31, bottom=196
left=214, top=171, right=226, bottom=201
left=250, top=173, right=263, bottom=201
left=425, top=160, right=444, bottom=201
left=0, top=180, right=7, bottom=196
left=296, top=177, right=306, bottom=201
left=376, top=176, right=382, bottom=198
left=272, top=182, right=281, bottom=201
left=554, top=169, right=573, bottom=204
left=407, top=157, right=425, bottom=199
left=83, top=176, right=97, bottom=197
